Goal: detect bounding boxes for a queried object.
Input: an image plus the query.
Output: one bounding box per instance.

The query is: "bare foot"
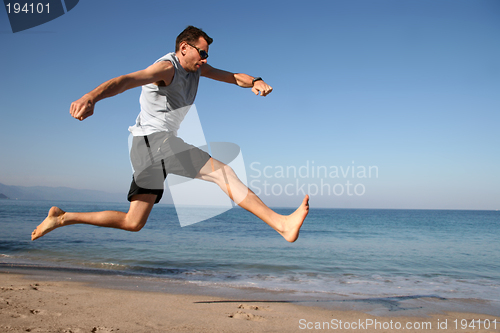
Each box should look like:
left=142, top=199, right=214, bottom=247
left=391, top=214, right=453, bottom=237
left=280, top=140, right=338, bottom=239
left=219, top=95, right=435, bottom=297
left=279, top=195, right=309, bottom=243
left=31, top=206, right=66, bottom=241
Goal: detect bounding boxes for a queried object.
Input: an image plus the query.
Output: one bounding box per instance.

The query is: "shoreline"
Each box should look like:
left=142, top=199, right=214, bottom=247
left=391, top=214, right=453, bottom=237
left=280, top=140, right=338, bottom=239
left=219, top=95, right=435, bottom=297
left=1, top=266, right=499, bottom=332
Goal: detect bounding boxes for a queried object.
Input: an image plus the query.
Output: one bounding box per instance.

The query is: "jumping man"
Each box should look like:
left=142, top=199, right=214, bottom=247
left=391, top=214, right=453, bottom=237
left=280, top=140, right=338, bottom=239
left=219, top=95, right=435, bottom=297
left=31, top=26, right=309, bottom=243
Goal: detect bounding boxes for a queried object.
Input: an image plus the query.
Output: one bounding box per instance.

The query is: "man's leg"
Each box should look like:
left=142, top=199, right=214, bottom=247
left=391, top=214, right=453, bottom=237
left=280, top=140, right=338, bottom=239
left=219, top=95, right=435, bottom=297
left=197, top=158, right=309, bottom=242
left=31, top=194, right=157, bottom=240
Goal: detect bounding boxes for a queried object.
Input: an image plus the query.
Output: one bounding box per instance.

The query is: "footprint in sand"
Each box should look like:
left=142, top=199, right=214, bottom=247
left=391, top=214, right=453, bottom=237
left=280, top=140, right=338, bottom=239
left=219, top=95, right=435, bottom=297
left=1, top=286, right=25, bottom=291
left=29, top=309, right=61, bottom=317
left=228, top=310, right=265, bottom=321
left=30, top=309, right=45, bottom=315
left=91, top=327, right=118, bottom=332
left=63, top=329, right=85, bottom=333
left=238, top=303, right=270, bottom=311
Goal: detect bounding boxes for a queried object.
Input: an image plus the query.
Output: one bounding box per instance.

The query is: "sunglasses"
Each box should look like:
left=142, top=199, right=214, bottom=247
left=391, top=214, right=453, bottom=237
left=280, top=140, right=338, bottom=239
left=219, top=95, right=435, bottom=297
left=187, top=43, right=209, bottom=60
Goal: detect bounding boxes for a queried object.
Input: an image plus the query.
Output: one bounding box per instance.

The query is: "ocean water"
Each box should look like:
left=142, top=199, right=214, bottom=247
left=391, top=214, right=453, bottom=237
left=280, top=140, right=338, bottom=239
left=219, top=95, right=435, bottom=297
left=1, top=200, right=499, bottom=312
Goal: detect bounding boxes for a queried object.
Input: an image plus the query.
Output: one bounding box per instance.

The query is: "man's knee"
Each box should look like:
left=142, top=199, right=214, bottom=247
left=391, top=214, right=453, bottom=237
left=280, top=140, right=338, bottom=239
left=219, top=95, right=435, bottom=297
left=124, top=208, right=150, bottom=231
left=222, top=164, right=235, bottom=175
left=124, top=216, right=147, bottom=232
left=125, top=196, right=155, bottom=232
left=198, top=159, right=238, bottom=185
left=214, top=164, right=236, bottom=183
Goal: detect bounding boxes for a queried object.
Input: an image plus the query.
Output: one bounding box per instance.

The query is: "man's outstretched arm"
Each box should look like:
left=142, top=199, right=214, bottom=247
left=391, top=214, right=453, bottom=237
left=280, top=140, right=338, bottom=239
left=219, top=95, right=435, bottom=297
left=70, top=61, right=175, bottom=121
left=201, top=64, right=273, bottom=96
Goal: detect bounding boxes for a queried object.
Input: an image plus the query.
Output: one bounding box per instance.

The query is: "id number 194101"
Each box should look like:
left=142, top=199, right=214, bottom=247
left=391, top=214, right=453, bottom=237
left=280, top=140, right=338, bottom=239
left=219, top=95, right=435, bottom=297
left=5, top=3, right=50, bottom=14
left=454, top=319, right=497, bottom=330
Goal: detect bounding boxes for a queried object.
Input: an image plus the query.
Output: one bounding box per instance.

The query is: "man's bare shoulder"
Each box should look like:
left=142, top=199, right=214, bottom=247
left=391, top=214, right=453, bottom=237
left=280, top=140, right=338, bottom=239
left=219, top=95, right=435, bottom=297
left=148, top=60, right=175, bottom=75
left=153, top=60, right=174, bottom=70
left=147, top=60, right=175, bottom=86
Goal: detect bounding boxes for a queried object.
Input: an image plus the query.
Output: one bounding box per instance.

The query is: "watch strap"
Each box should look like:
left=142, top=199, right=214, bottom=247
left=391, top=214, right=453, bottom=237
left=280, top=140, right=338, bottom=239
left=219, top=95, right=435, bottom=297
left=252, top=77, right=263, bottom=85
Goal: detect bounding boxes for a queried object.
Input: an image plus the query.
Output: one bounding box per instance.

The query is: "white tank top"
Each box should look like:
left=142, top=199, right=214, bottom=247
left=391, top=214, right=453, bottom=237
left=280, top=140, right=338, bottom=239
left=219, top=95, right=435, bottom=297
left=128, top=52, right=201, bottom=136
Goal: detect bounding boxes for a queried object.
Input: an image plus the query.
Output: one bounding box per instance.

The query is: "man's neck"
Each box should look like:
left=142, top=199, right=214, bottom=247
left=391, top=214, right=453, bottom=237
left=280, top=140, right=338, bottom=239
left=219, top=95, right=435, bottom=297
left=175, top=51, right=191, bottom=72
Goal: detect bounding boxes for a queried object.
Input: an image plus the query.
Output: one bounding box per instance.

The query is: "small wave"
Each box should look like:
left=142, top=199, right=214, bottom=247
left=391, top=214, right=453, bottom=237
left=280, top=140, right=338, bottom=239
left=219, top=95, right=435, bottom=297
left=84, top=262, right=129, bottom=270
left=167, top=271, right=500, bottom=302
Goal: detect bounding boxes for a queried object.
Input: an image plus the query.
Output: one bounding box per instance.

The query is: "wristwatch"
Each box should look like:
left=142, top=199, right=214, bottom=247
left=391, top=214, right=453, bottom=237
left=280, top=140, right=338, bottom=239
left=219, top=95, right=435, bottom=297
left=252, top=77, right=263, bottom=85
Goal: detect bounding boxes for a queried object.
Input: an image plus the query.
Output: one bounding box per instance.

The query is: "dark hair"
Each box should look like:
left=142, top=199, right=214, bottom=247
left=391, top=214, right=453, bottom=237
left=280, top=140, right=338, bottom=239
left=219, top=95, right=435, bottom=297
left=175, top=26, right=213, bottom=52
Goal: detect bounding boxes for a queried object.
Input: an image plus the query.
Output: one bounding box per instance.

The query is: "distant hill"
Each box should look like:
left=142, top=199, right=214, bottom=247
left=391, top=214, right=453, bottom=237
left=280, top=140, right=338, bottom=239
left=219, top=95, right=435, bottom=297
left=0, top=183, right=125, bottom=203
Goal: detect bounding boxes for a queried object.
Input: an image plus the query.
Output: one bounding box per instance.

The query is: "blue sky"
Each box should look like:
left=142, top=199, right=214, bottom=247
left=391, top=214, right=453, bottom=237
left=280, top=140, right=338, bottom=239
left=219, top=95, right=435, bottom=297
left=1, top=0, right=499, bottom=209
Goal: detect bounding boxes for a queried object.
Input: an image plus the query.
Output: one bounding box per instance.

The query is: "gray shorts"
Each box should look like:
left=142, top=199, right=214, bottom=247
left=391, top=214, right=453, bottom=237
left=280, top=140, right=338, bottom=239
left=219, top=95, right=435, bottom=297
left=127, top=132, right=211, bottom=204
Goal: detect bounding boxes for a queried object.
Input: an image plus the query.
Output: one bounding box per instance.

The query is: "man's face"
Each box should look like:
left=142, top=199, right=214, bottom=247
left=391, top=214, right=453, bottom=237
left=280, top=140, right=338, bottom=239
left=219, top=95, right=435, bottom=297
left=181, top=37, right=209, bottom=72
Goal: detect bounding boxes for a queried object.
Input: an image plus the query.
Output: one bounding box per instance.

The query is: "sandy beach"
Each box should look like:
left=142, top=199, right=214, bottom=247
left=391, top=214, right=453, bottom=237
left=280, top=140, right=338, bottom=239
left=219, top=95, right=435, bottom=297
left=1, top=271, right=498, bottom=333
